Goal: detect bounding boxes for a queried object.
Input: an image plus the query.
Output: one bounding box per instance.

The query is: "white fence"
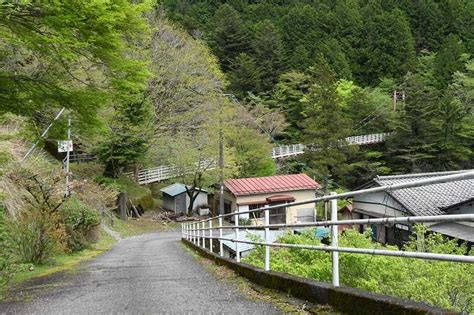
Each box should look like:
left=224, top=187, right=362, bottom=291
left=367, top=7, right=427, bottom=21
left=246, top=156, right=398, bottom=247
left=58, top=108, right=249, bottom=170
left=126, top=159, right=216, bottom=185
left=181, top=170, right=474, bottom=287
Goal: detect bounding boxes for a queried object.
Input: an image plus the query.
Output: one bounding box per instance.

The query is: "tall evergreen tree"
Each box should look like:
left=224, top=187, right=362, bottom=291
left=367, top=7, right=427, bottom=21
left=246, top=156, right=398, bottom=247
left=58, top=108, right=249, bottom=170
left=356, top=5, right=416, bottom=85
left=387, top=55, right=440, bottom=172
left=433, top=34, right=466, bottom=90
left=206, top=4, right=249, bottom=71
left=271, top=71, right=311, bottom=141
left=432, top=59, right=474, bottom=170
left=250, top=20, right=285, bottom=91
left=227, top=53, right=262, bottom=99
left=300, top=57, right=354, bottom=180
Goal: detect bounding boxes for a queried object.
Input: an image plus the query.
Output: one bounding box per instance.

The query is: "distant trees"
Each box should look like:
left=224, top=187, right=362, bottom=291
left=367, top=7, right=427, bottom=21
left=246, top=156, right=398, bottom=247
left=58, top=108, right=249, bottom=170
left=161, top=0, right=473, bottom=183
left=388, top=56, right=474, bottom=172
left=355, top=6, right=416, bottom=86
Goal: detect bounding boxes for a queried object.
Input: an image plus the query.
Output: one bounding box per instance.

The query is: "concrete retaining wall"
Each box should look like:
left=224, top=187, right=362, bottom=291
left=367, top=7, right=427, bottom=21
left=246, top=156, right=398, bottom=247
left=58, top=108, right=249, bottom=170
left=182, top=239, right=453, bottom=314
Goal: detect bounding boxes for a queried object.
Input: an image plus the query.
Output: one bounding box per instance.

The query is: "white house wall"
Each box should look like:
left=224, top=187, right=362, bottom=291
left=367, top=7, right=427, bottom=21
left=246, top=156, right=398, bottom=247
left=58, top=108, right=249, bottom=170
left=186, top=191, right=208, bottom=212
left=353, top=192, right=406, bottom=218
left=230, top=190, right=316, bottom=224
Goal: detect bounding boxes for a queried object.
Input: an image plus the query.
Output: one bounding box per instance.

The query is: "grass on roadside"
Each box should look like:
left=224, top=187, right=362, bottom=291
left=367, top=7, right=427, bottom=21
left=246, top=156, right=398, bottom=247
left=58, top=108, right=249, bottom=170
left=3, top=215, right=181, bottom=300
left=11, top=228, right=116, bottom=285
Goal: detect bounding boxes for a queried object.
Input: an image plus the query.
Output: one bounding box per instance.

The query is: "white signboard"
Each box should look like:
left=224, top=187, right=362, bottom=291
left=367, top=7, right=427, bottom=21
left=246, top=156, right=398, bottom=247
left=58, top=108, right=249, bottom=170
left=58, top=140, right=73, bottom=153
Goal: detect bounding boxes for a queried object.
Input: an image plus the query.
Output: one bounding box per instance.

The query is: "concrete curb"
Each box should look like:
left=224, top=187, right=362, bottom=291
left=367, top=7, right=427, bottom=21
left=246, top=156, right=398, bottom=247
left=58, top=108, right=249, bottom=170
left=182, top=239, right=455, bottom=315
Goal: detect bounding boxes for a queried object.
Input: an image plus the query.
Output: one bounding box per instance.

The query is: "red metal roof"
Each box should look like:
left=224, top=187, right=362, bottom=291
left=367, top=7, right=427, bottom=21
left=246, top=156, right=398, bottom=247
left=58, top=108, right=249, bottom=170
left=224, top=174, right=320, bottom=196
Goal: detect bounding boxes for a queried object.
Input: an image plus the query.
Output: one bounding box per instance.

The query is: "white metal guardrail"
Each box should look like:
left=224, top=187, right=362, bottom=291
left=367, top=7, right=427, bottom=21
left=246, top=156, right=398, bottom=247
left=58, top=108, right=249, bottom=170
left=181, top=170, right=474, bottom=287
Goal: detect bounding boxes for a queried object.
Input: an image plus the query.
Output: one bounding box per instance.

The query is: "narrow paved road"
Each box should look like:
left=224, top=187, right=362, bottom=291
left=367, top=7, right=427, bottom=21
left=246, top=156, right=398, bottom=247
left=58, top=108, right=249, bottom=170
left=2, top=231, right=281, bottom=314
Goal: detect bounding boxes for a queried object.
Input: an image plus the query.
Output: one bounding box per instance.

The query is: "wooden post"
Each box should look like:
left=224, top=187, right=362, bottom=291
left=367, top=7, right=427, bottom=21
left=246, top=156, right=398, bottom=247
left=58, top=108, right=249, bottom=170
left=118, top=193, right=128, bottom=221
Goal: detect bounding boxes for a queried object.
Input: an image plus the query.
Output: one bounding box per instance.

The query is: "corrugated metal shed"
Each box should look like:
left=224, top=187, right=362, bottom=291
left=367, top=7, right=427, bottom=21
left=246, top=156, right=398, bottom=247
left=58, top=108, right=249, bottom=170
left=161, top=183, right=187, bottom=197
left=372, top=170, right=474, bottom=216
left=224, top=174, right=320, bottom=196
left=161, top=183, right=208, bottom=197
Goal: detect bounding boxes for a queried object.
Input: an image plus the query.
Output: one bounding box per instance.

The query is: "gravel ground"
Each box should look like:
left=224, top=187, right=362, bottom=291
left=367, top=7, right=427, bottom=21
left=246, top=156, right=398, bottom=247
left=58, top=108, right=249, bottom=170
left=1, top=231, right=282, bottom=314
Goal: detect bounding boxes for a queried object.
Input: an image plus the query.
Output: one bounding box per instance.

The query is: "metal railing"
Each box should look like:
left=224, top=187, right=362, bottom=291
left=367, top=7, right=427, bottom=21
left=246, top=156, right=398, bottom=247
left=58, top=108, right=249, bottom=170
left=126, top=159, right=216, bottom=185
left=271, top=132, right=391, bottom=159
left=181, top=170, right=474, bottom=287
left=129, top=133, right=391, bottom=184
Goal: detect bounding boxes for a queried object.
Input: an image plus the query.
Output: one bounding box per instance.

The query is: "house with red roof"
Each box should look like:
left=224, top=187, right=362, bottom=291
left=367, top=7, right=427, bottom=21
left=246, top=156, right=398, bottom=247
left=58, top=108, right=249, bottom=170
left=222, top=174, right=321, bottom=224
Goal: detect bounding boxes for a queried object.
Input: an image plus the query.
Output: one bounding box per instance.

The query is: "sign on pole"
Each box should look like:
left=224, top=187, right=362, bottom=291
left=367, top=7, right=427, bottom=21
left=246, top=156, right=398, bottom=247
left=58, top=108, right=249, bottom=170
left=58, top=140, right=73, bottom=153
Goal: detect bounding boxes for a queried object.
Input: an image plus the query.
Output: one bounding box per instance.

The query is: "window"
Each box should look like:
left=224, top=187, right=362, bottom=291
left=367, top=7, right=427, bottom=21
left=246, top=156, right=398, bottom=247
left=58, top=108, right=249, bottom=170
left=249, top=203, right=266, bottom=218
left=224, top=201, right=232, bottom=214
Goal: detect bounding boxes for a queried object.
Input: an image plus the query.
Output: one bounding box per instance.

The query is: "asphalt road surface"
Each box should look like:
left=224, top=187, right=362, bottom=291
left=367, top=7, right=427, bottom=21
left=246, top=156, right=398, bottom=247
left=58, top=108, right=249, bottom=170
left=1, top=231, right=281, bottom=314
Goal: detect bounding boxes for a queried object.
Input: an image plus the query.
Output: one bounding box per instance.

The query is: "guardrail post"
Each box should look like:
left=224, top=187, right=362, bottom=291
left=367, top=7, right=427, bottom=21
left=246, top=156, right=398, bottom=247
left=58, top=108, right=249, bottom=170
left=235, top=213, right=240, bottom=262
left=197, top=222, right=201, bottom=247
left=330, top=192, right=339, bottom=287
left=264, top=205, right=270, bottom=271
left=209, top=219, right=213, bottom=253
left=219, top=216, right=224, bottom=257
left=194, top=222, right=197, bottom=244
left=202, top=221, right=205, bottom=249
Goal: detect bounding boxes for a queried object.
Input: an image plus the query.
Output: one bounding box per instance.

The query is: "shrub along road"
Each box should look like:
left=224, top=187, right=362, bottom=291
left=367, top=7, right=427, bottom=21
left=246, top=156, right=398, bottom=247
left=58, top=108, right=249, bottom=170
left=1, top=231, right=281, bottom=314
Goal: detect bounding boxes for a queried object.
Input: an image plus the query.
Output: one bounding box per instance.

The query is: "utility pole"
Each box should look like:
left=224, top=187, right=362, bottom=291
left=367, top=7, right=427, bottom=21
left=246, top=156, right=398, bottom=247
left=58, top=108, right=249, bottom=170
left=64, top=115, right=71, bottom=197
left=219, top=126, right=224, bottom=215
left=392, top=90, right=406, bottom=111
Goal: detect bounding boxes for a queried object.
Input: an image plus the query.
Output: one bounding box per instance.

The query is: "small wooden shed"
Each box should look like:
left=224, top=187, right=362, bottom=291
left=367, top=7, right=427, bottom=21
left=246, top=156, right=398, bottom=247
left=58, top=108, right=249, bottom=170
left=160, top=183, right=208, bottom=214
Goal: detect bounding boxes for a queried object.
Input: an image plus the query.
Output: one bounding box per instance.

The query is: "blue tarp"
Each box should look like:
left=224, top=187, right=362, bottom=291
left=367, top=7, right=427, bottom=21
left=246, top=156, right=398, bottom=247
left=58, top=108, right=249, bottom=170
left=315, top=227, right=330, bottom=239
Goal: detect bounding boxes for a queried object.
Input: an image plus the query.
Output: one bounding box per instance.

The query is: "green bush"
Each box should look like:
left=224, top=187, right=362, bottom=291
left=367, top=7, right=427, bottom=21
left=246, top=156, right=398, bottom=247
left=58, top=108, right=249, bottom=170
left=60, top=197, right=100, bottom=252
left=0, top=206, right=15, bottom=291
left=10, top=208, right=65, bottom=264
left=243, top=227, right=474, bottom=313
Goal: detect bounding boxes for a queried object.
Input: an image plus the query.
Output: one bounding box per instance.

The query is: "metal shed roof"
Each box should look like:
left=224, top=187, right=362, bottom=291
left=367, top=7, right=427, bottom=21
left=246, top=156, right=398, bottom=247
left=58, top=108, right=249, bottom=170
left=224, top=174, right=320, bottom=196
left=429, top=223, right=474, bottom=242
left=371, top=170, right=474, bottom=216
left=160, top=183, right=207, bottom=197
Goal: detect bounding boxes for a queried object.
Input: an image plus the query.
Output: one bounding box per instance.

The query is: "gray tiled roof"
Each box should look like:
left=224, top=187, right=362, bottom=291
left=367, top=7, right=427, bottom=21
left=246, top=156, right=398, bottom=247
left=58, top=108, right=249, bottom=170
left=373, top=170, right=474, bottom=216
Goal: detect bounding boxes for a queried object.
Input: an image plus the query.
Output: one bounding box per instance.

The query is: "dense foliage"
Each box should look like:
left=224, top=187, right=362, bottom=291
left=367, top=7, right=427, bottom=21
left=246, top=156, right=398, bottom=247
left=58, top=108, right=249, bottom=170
left=0, top=1, right=151, bottom=135
left=163, top=0, right=473, bottom=89
left=243, top=227, right=474, bottom=313
left=163, top=0, right=474, bottom=187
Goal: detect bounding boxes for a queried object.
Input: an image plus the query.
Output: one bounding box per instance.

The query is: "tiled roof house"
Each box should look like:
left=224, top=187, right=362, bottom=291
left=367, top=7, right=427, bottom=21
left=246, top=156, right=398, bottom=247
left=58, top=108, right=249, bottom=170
left=352, top=170, right=474, bottom=245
